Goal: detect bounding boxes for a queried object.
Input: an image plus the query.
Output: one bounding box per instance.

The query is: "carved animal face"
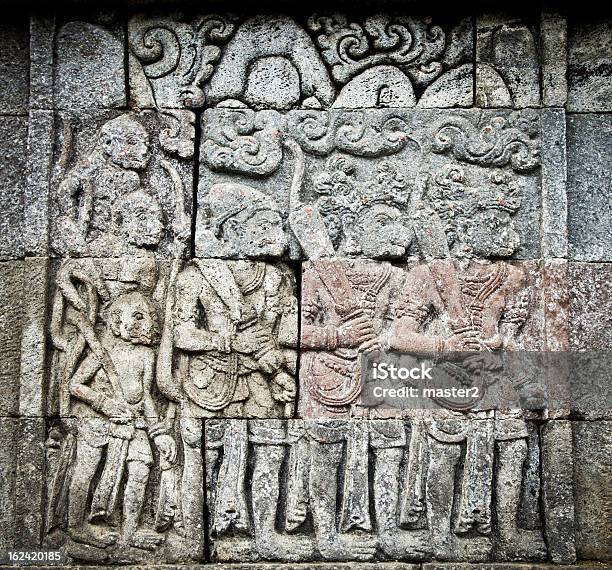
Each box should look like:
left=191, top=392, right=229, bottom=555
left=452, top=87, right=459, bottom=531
left=100, top=119, right=150, bottom=170
left=225, top=209, right=288, bottom=258
left=351, top=203, right=412, bottom=259
left=109, top=293, right=159, bottom=345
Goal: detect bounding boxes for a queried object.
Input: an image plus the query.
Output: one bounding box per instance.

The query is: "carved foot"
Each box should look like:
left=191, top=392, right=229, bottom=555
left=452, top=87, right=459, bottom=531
left=379, top=530, right=431, bottom=559
left=121, top=528, right=165, bottom=551
left=318, top=534, right=377, bottom=561
left=68, top=524, right=118, bottom=548
left=257, top=534, right=315, bottom=561
left=496, top=529, right=547, bottom=561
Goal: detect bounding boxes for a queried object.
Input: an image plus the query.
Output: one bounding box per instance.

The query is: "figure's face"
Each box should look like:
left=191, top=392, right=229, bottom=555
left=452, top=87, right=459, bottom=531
left=123, top=201, right=164, bottom=248
left=466, top=210, right=520, bottom=258
left=104, top=126, right=150, bottom=170
left=114, top=299, right=159, bottom=345
left=225, top=209, right=288, bottom=258
left=352, top=204, right=412, bottom=259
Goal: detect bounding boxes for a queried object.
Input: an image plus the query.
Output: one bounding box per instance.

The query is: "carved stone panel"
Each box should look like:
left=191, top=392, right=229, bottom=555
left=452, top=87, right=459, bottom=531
left=49, top=110, right=194, bottom=259
left=197, top=108, right=542, bottom=260
left=129, top=13, right=474, bottom=111
left=299, top=259, right=547, bottom=419
left=43, top=254, right=299, bottom=560
left=206, top=418, right=566, bottom=563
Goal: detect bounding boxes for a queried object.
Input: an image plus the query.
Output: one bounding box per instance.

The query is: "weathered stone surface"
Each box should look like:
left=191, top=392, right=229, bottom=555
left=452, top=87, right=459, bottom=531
left=540, top=421, right=576, bottom=563
left=568, top=18, right=612, bottom=112
left=569, top=263, right=612, bottom=351
left=13, top=419, right=46, bottom=549
left=54, top=13, right=126, bottom=109
left=207, top=419, right=557, bottom=563
left=0, top=419, right=19, bottom=549
left=572, top=421, right=612, bottom=561
left=0, top=262, right=23, bottom=417
left=540, top=109, right=568, bottom=259
left=49, top=110, right=194, bottom=259
left=0, top=259, right=48, bottom=419
left=541, top=12, right=568, bottom=107
left=24, top=110, right=54, bottom=256
left=476, top=14, right=540, bottom=108
left=197, top=108, right=542, bottom=260
left=129, top=13, right=473, bottom=110
left=567, top=114, right=612, bottom=262
left=29, top=15, right=55, bottom=110
left=0, top=12, right=29, bottom=113
left=0, top=116, right=27, bottom=260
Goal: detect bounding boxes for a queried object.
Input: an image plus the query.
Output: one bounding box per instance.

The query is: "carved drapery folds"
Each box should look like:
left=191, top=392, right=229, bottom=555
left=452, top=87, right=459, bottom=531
left=5, top=5, right=587, bottom=566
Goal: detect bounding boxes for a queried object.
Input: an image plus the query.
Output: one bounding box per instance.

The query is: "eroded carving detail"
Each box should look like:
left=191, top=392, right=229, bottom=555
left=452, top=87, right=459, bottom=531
left=52, top=111, right=193, bottom=259
left=129, top=14, right=236, bottom=109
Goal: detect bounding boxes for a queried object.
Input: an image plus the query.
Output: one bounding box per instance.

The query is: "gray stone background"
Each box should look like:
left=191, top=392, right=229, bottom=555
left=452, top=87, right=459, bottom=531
left=0, top=0, right=610, bottom=568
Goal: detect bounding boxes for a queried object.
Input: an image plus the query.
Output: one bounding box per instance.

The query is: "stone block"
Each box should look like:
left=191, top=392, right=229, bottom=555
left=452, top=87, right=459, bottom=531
left=47, top=110, right=194, bottom=259
left=0, top=262, right=23, bottom=417
left=46, top=258, right=297, bottom=419
left=567, top=114, right=612, bottom=262
left=129, top=13, right=473, bottom=111
left=476, top=13, right=540, bottom=108
left=0, top=419, right=20, bottom=549
left=572, top=421, right=612, bottom=561
left=568, top=18, right=612, bottom=112
left=299, top=259, right=550, bottom=419
left=541, top=12, right=568, bottom=107
left=0, top=259, right=47, bottom=418
left=540, top=421, right=576, bottom=563
left=0, top=116, right=28, bottom=260
left=0, top=12, right=29, bottom=113
left=207, top=418, right=554, bottom=563
left=197, top=108, right=543, bottom=260
left=53, top=13, right=126, bottom=110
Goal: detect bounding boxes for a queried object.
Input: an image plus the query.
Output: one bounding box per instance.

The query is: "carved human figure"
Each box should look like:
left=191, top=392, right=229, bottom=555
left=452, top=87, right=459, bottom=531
left=385, top=164, right=546, bottom=560
left=286, top=140, right=427, bottom=559
left=56, top=115, right=151, bottom=251
left=157, top=185, right=298, bottom=557
left=288, top=144, right=413, bottom=260
left=62, top=292, right=176, bottom=551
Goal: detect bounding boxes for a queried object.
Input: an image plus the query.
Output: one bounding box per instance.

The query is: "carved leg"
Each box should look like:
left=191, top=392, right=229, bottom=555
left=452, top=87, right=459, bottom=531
left=251, top=444, right=314, bottom=561
left=180, top=417, right=204, bottom=559
left=426, top=438, right=461, bottom=561
left=309, top=440, right=376, bottom=561
left=374, top=448, right=430, bottom=559
left=67, top=439, right=117, bottom=548
left=120, top=460, right=162, bottom=550
left=495, top=439, right=547, bottom=561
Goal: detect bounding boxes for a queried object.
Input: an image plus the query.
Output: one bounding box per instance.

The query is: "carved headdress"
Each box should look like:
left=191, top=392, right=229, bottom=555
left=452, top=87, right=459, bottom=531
left=314, top=154, right=410, bottom=247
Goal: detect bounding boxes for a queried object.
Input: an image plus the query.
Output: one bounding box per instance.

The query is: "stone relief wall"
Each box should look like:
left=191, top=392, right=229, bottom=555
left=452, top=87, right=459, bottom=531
left=0, top=2, right=610, bottom=568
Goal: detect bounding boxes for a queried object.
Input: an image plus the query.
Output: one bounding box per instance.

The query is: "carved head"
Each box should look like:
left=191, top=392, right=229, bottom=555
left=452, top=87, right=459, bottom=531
left=98, top=116, right=150, bottom=170
left=113, top=189, right=164, bottom=248
left=207, top=183, right=288, bottom=258
left=314, top=156, right=412, bottom=259
left=430, top=164, right=521, bottom=258
left=107, top=292, right=159, bottom=345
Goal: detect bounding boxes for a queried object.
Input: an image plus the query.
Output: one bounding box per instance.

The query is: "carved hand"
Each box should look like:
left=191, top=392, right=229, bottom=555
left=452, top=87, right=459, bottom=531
left=154, top=434, right=177, bottom=464
left=257, top=348, right=283, bottom=373
left=233, top=328, right=271, bottom=353
left=100, top=398, right=133, bottom=423
left=337, top=316, right=376, bottom=348
left=272, top=372, right=296, bottom=403
left=443, top=330, right=482, bottom=352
